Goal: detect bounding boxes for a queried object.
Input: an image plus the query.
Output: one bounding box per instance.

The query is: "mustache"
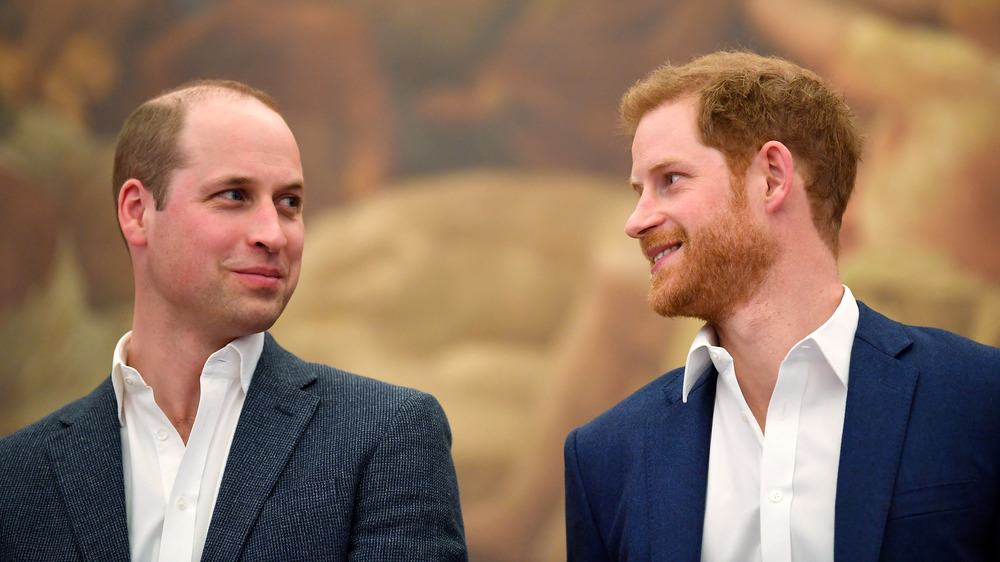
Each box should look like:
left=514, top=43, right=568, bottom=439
left=640, top=228, right=688, bottom=259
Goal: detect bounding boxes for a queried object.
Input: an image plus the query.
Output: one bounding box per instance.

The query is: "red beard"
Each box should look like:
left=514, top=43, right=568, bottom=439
left=641, top=187, right=777, bottom=323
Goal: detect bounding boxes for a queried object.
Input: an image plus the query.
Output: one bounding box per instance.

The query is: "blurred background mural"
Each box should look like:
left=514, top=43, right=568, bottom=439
left=1, top=0, right=999, bottom=559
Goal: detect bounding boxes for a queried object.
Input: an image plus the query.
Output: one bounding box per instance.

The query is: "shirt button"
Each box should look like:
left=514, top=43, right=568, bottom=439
left=124, top=375, right=135, bottom=385
left=741, top=412, right=749, bottom=424
left=156, top=428, right=169, bottom=441
left=769, top=490, right=784, bottom=503
left=176, top=496, right=188, bottom=510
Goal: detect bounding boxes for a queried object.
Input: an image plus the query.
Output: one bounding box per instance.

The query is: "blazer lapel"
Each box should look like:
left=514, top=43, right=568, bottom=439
left=647, top=368, right=717, bottom=562
left=200, top=335, right=320, bottom=562
left=46, top=379, right=131, bottom=561
left=835, top=303, right=918, bottom=561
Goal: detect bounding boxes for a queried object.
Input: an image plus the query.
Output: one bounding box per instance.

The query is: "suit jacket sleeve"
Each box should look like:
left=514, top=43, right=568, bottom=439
left=348, top=390, right=467, bottom=561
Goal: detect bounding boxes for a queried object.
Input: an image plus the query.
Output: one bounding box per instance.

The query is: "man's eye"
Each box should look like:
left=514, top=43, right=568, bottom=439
left=665, top=173, right=682, bottom=186
left=220, top=189, right=244, bottom=201
left=279, top=195, right=302, bottom=209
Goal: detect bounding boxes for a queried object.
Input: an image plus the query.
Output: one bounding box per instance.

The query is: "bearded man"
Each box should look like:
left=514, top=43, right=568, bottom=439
left=564, top=51, right=1000, bottom=561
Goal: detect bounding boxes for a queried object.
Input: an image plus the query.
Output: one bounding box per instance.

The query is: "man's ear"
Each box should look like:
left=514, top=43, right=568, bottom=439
left=755, top=140, right=795, bottom=214
left=118, top=179, right=152, bottom=247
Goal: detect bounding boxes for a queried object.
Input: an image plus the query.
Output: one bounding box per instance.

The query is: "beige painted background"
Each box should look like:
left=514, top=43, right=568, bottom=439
left=2, top=0, right=999, bottom=559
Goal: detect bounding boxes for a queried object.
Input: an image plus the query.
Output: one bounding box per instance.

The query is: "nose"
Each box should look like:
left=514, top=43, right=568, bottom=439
left=250, top=201, right=287, bottom=253
left=625, top=191, right=664, bottom=239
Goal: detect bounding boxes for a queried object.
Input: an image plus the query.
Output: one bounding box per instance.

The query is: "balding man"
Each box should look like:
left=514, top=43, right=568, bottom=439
left=0, top=79, right=467, bottom=561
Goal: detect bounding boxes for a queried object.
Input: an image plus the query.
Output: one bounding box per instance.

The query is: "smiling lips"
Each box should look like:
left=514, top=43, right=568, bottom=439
left=233, top=266, right=284, bottom=287
left=647, top=242, right=682, bottom=273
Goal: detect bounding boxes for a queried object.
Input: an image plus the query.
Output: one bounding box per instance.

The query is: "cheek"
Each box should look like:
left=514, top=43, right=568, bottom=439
left=171, top=213, right=230, bottom=244
left=286, top=225, right=305, bottom=259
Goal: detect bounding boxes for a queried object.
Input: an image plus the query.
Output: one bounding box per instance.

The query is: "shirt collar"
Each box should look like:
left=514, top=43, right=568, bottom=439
left=681, top=286, right=860, bottom=402
left=111, top=331, right=265, bottom=426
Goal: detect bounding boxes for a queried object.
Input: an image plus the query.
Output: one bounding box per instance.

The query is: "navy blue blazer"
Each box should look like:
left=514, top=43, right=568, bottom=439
left=0, top=334, right=468, bottom=561
left=565, top=302, right=1000, bottom=561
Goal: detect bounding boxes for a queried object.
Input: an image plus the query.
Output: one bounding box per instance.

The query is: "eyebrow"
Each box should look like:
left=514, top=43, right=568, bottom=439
left=213, top=175, right=305, bottom=192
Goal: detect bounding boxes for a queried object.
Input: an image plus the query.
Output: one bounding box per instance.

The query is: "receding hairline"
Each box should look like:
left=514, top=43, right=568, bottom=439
left=111, top=79, right=287, bottom=212
left=145, top=80, right=282, bottom=116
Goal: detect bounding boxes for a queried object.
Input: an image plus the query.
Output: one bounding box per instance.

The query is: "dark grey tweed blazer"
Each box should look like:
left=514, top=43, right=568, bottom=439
left=0, top=333, right=467, bottom=561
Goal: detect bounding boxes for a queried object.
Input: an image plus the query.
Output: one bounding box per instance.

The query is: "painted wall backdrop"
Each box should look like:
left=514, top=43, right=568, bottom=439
left=2, top=0, right=998, bottom=559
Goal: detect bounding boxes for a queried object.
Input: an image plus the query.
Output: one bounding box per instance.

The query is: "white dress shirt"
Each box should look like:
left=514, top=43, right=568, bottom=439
left=683, top=287, right=859, bottom=562
left=112, top=332, right=263, bottom=562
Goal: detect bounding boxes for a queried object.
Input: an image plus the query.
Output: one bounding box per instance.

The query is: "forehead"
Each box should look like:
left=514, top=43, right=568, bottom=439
left=632, top=97, right=702, bottom=155
left=178, top=95, right=301, bottom=168
left=630, top=97, right=722, bottom=176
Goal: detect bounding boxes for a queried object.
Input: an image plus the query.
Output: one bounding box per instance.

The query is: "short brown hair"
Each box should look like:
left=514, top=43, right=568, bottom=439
left=112, top=79, right=281, bottom=210
left=620, top=51, right=863, bottom=254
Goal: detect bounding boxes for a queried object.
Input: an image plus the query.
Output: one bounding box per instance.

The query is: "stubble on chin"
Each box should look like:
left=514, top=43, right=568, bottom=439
left=216, top=281, right=297, bottom=339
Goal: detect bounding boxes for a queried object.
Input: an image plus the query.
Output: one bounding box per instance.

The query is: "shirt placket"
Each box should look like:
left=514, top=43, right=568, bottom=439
left=158, top=358, right=233, bottom=562
left=759, top=350, right=809, bottom=562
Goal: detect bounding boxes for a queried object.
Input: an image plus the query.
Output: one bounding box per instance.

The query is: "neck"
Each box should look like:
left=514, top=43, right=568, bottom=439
left=126, top=315, right=234, bottom=444
left=712, top=253, right=843, bottom=431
